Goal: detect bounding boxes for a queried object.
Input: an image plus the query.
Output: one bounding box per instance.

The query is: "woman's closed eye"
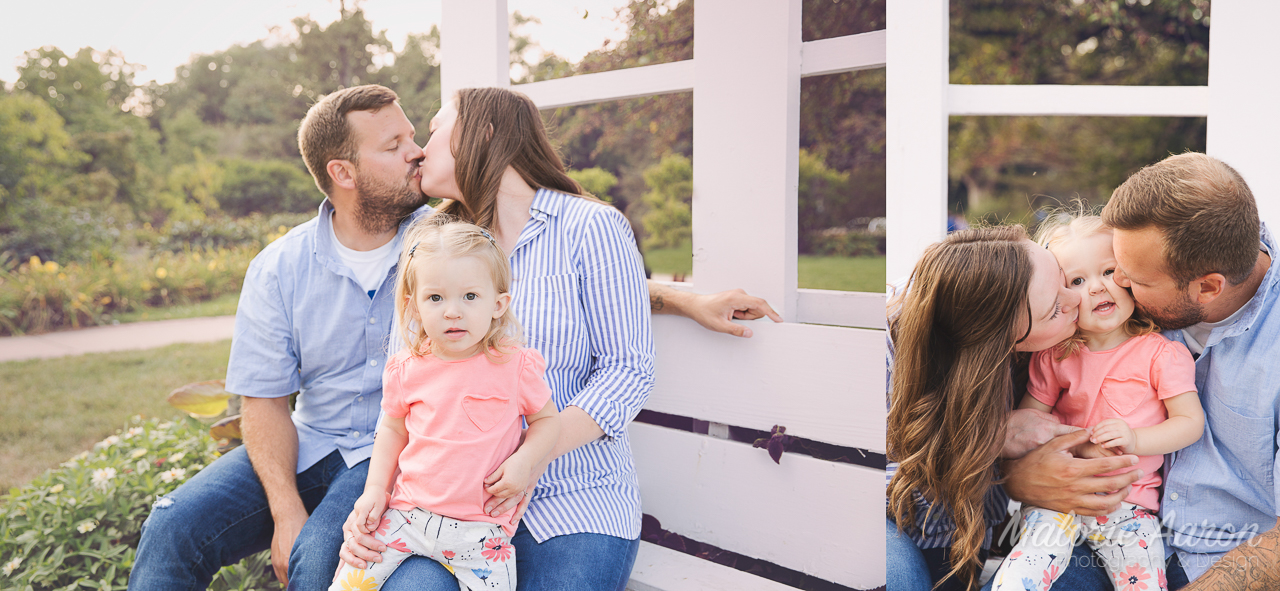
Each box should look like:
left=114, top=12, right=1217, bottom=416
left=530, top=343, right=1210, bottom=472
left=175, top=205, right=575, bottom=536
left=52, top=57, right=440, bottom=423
left=1049, top=302, right=1062, bottom=320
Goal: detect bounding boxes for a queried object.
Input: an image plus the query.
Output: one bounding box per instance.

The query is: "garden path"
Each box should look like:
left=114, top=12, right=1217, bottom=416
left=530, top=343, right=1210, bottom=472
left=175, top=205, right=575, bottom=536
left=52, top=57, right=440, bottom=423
left=0, top=316, right=235, bottom=362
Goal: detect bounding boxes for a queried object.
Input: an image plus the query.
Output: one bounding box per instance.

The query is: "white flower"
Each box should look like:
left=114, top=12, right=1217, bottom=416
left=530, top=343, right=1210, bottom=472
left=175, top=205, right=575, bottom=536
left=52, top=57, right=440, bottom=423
left=66, top=497, right=76, bottom=506
left=191, top=463, right=204, bottom=471
left=91, top=467, right=117, bottom=491
left=126, top=427, right=144, bottom=439
left=3, top=556, right=21, bottom=576
left=136, top=459, right=151, bottom=474
left=131, top=448, right=147, bottom=459
left=158, top=421, right=173, bottom=430
left=159, top=468, right=187, bottom=483
left=94, top=435, right=121, bottom=450
left=167, top=451, right=186, bottom=463
left=76, top=520, right=97, bottom=534
left=60, top=459, right=78, bottom=469
left=49, top=483, right=64, bottom=494
left=74, top=451, right=89, bottom=461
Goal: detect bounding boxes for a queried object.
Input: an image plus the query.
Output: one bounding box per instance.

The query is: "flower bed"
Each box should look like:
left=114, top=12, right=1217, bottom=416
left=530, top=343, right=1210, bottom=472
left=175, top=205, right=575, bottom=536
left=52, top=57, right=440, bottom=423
left=0, top=417, right=277, bottom=590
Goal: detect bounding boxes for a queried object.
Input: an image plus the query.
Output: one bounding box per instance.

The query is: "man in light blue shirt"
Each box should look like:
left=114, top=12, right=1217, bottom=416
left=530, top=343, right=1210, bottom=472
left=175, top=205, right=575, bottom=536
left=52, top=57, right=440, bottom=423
left=130, top=84, right=782, bottom=590
left=1000, top=153, right=1279, bottom=590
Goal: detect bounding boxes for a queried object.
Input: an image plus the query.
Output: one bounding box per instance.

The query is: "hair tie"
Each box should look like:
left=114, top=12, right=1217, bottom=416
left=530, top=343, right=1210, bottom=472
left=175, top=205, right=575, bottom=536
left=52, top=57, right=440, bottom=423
left=479, top=229, right=497, bottom=246
left=408, top=242, right=419, bottom=259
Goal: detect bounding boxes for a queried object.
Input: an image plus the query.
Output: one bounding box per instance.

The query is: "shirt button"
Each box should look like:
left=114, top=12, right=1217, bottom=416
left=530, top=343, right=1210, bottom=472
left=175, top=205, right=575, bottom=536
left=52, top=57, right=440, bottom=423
left=368, top=359, right=377, bottom=367
left=1170, top=492, right=1179, bottom=501
left=369, top=317, right=376, bottom=324
left=357, top=396, right=363, bottom=402
left=352, top=431, right=360, bottom=438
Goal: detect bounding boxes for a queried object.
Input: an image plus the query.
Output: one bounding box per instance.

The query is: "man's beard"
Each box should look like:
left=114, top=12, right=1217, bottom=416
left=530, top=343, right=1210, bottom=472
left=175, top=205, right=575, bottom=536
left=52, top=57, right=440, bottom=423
left=1137, top=289, right=1205, bottom=331
left=353, top=169, right=425, bottom=235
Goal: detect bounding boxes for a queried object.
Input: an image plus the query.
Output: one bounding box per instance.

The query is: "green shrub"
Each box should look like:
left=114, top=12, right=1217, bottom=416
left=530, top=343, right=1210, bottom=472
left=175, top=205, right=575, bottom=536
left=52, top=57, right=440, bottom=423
left=0, top=417, right=278, bottom=590
left=0, top=246, right=256, bottom=336
left=154, top=212, right=313, bottom=253
left=216, top=160, right=320, bottom=217
left=807, top=227, right=886, bottom=257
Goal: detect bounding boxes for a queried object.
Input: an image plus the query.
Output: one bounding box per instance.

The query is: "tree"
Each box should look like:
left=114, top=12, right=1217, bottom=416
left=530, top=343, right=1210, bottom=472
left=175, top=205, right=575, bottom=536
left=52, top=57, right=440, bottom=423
left=639, top=154, right=692, bottom=250
left=567, top=167, right=619, bottom=202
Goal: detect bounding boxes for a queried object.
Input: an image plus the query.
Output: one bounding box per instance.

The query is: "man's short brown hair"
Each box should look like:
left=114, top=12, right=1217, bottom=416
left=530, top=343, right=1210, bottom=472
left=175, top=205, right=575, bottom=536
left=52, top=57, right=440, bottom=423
left=1103, top=152, right=1259, bottom=286
left=298, top=84, right=400, bottom=195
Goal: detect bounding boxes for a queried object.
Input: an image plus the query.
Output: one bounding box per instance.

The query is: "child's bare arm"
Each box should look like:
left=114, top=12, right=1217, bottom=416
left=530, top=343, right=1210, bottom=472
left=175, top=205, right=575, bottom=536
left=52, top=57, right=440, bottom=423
left=1018, top=396, right=1054, bottom=413
left=1093, top=391, right=1203, bottom=456
left=484, top=400, right=561, bottom=499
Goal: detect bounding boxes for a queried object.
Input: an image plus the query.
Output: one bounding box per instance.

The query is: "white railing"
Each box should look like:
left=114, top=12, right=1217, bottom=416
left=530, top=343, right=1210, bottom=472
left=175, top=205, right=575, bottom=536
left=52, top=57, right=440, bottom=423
left=439, top=1, right=887, bottom=588
left=887, top=0, right=1280, bottom=282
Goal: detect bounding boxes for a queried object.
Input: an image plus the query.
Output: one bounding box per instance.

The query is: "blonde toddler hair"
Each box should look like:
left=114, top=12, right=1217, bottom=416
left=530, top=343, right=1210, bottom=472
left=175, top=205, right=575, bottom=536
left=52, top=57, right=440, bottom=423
left=393, top=214, right=523, bottom=361
left=1035, top=210, right=1157, bottom=359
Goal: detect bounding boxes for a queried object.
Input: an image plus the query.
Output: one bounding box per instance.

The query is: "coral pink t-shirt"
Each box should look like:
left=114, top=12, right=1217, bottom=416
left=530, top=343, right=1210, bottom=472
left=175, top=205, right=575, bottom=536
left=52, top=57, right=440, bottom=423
left=1027, top=333, right=1198, bottom=510
left=381, top=347, right=553, bottom=535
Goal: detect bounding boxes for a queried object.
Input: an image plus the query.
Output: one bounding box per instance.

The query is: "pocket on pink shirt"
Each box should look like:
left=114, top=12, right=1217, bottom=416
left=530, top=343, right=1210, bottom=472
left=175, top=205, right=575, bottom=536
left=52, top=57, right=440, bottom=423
left=462, top=395, right=512, bottom=431
left=1100, top=376, right=1150, bottom=416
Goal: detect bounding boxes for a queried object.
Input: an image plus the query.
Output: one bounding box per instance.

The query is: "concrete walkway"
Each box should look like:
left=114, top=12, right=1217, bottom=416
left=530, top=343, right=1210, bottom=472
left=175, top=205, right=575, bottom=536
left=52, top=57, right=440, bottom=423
left=0, top=316, right=236, bottom=363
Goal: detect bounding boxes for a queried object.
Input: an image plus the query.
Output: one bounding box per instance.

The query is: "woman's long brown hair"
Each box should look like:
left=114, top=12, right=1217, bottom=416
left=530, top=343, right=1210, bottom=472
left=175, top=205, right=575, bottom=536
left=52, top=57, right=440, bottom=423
left=887, top=226, right=1036, bottom=590
left=434, top=87, right=602, bottom=228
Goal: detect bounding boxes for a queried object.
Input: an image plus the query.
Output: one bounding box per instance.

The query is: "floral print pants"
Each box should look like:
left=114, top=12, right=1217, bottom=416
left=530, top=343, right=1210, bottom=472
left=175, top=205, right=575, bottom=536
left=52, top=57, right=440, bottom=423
left=329, top=507, right=516, bottom=591
left=991, top=502, right=1166, bottom=591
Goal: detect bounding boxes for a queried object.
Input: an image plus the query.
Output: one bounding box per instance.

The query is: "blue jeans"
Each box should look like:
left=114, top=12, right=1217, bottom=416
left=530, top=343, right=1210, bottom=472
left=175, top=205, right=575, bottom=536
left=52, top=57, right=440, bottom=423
left=978, top=542, right=1191, bottom=591
left=887, top=518, right=932, bottom=591
left=128, top=447, right=368, bottom=591
left=381, top=521, right=641, bottom=591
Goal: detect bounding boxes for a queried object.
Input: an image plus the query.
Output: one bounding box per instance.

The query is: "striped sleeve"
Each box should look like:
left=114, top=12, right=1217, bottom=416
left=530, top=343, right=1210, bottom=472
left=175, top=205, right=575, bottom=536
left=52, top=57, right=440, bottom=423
left=568, top=206, right=655, bottom=439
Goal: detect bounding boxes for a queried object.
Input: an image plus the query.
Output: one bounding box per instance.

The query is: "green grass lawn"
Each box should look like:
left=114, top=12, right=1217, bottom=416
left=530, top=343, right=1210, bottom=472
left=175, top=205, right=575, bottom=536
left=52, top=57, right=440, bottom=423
left=0, top=340, right=232, bottom=492
left=645, top=241, right=885, bottom=293
left=109, top=292, right=240, bottom=324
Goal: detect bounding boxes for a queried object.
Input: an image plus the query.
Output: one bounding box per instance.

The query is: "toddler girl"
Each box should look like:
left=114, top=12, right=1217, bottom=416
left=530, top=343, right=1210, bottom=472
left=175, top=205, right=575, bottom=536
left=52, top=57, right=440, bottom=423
left=991, top=215, right=1204, bottom=591
left=330, top=218, right=560, bottom=591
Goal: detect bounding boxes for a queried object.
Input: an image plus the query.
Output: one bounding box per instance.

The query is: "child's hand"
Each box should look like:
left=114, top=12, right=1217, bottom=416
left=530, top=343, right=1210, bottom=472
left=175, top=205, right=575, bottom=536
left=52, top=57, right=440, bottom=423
left=1070, top=440, right=1119, bottom=459
left=352, top=489, right=389, bottom=535
left=1090, top=418, right=1137, bottom=454
left=484, top=454, right=533, bottom=500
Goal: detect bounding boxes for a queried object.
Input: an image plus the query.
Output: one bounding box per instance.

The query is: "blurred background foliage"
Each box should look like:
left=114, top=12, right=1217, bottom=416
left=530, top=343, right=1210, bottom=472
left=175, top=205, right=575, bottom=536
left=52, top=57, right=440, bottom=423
left=0, top=0, right=1218, bottom=325
left=949, top=0, right=1210, bottom=227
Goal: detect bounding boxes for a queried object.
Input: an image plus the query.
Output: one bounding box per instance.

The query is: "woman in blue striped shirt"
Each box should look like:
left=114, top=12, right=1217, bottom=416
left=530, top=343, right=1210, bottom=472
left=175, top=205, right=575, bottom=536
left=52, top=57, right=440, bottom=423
left=342, top=86, right=656, bottom=591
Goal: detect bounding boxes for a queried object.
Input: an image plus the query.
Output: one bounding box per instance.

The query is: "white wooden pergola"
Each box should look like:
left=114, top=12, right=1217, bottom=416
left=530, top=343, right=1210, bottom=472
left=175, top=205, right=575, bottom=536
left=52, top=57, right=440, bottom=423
left=439, top=1, right=886, bottom=589
left=887, top=0, right=1280, bottom=281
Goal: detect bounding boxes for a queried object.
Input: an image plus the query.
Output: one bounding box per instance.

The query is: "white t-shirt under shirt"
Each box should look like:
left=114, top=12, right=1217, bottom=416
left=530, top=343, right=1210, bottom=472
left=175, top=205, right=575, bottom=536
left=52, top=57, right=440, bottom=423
left=329, top=211, right=399, bottom=297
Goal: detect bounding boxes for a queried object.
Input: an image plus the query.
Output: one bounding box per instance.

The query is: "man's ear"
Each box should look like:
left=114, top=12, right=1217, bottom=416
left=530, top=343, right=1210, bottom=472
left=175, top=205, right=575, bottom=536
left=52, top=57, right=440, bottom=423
left=327, top=159, right=357, bottom=191
left=1192, top=273, right=1226, bottom=305
left=493, top=292, right=511, bottom=319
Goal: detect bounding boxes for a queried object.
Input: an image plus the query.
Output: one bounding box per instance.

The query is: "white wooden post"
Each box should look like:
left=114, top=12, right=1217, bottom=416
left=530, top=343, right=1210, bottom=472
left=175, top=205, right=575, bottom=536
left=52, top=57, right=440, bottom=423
left=885, top=0, right=949, bottom=283
left=1206, top=1, right=1280, bottom=229
left=440, top=0, right=509, bottom=98
left=692, top=0, right=801, bottom=320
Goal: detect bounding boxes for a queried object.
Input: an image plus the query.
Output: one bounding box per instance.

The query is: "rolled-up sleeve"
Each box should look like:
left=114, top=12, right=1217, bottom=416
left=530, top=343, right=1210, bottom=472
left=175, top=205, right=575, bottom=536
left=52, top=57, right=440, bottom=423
left=225, top=255, right=299, bottom=399
left=568, top=207, right=655, bottom=439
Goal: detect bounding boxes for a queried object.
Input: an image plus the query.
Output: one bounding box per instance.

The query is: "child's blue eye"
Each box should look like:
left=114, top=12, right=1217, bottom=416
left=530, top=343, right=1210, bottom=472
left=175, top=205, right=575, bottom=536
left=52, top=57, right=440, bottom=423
left=429, top=294, right=442, bottom=302
left=464, top=293, right=478, bottom=301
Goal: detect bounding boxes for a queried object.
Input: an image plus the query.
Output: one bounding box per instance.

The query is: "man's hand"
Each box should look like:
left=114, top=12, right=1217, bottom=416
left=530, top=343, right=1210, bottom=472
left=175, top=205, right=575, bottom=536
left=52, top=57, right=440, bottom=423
left=270, top=504, right=308, bottom=585
left=1002, top=408, right=1081, bottom=459
left=1002, top=429, right=1143, bottom=516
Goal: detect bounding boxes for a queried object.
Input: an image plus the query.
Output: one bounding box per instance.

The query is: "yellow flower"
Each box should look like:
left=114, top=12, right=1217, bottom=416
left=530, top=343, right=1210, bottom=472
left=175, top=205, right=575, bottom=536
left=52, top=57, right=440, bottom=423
left=1052, top=512, right=1080, bottom=538
left=193, top=252, right=202, bottom=262
left=207, top=261, right=217, bottom=271
left=337, top=569, right=378, bottom=591
left=278, top=225, right=287, bottom=234
left=155, top=268, right=168, bottom=279
left=28, top=256, right=41, bottom=270
left=100, top=296, right=112, bottom=305
left=78, top=293, right=89, bottom=302
left=44, top=261, right=59, bottom=273
left=57, top=272, right=67, bottom=280
left=141, top=281, right=153, bottom=291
